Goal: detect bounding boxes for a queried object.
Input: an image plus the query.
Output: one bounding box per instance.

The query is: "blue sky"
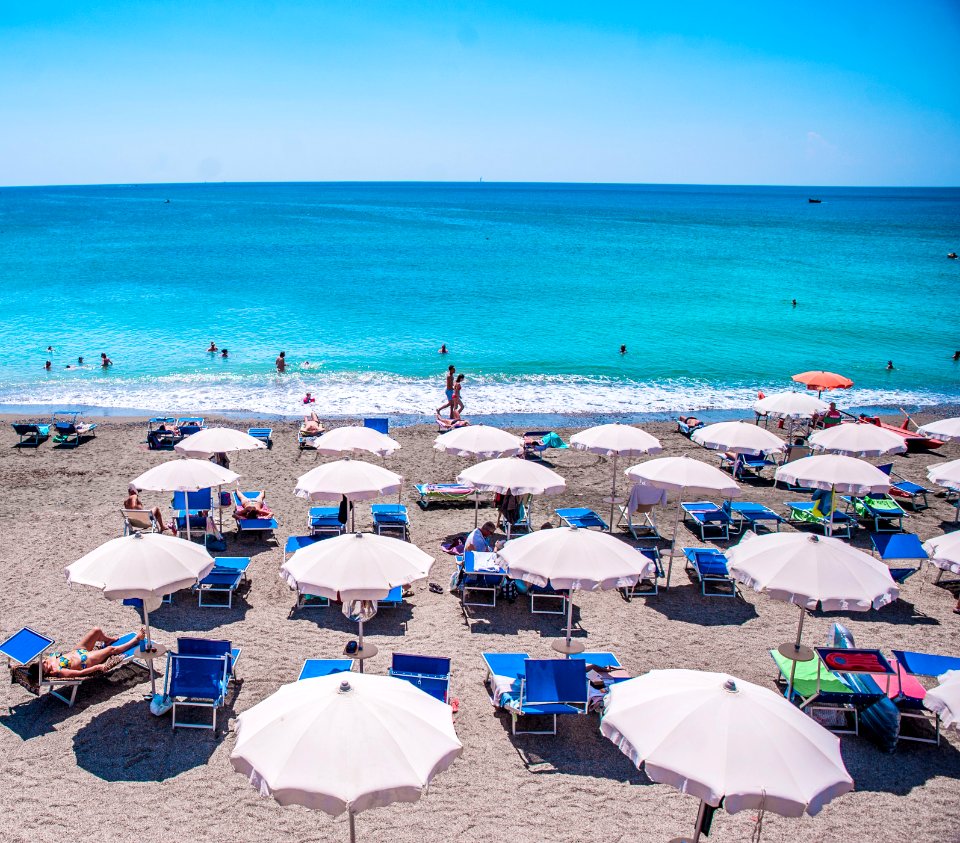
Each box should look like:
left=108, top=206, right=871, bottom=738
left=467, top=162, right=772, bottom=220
left=2, top=1, right=959, bottom=186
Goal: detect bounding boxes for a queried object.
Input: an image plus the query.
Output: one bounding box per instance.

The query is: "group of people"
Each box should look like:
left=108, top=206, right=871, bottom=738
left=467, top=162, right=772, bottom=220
left=437, top=365, right=466, bottom=419
left=42, top=350, right=111, bottom=370
left=207, top=342, right=229, bottom=358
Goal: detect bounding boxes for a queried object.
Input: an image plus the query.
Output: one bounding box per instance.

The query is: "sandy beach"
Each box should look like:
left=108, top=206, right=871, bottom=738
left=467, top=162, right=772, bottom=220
left=1, top=412, right=958, bottom=843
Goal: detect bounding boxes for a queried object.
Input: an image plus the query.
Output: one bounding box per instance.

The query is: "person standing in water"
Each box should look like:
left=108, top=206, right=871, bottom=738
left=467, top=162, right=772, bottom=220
left=207, top=342, right=218, bottom=352
left=620, top=344, right=627, bottom=354
left=276, top=351, right=286, bottom=373
left=100, top=352, right=112, bottom=367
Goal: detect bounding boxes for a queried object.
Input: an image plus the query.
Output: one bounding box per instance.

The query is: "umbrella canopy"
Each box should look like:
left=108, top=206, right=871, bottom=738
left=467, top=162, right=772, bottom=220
left=174, top=427, right=266, bottom=458
left=726, top=532, right=899, bottom=612
left=791, top=370, right=854, bottom=392
left=569, top=423, right=662, bottom=530
left=928, top=458, right=960, bottom=491
left=601, top=669, right=853, bottom=834
left=923, top=531, right=960, bottom=576
left=132, top=458, right=239, bottom=491
left=754, top=392, right=828, bottom=419
left=457, top=458, right=565, bottom=496
left=808, top=423, right=907, bottom=457
left=312, top=426, right=401, bottom=458
left=433, top=424, right=523, bottom=458
left=924, top=671, right=960, bottom=730
left=281, top=532, right=433, bottom=602
left=916, top=417, right=960, bottom=443
left=774, top=454, right=890, bottom=495
left=692, top=421, right=786, bottom=456
left=230, top=672, right=462, bottom=841
left=295, top=459, right=403, bottom=502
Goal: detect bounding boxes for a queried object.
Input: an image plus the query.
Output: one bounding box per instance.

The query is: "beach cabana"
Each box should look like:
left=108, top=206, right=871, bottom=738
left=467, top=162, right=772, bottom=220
left=230, top=672, right=462, bottom=842
left=568, top=423, right=662, bottom=531
left=601, top=669, right=853, bottom=843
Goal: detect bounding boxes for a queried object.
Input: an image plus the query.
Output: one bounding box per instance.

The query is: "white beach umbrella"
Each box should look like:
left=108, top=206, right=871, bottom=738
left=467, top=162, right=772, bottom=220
left=923, top=531, right=960, bottom=576
left=625, top=457, right=740, bottom=588
left=692, top=421, right=786, bottom=456
left=569, top=423, right=662, bottom=531
left=433, top=424, right=523, bottom=459
left=457, top=457, right=565, bottom=532
left=495, top=526, right=655, bottom=654
left=753, top=392, right=828, bottom=419
left=295, top=458, right=403, bottom=529
left=174, top=426, right=266, bottom=458
left=727, top=531, right=898, bottom=695
left=312, top=425, right=401, bottom=458
left=65, top=532, right=215, bottom=695
left=927, top=458, right=960, bottom=491
left=808, top=423, right=907, bottom=457
left=281, top=532, right=432, bottom=663
left=230, top=672, right=462, bottom=842
left=924, top=671, right=960, bottom=730
left=601, top=670, right=853, bottom=842
left=132, top=458, right=240, bottom=539
left=916, top=417, right=960, bottom=443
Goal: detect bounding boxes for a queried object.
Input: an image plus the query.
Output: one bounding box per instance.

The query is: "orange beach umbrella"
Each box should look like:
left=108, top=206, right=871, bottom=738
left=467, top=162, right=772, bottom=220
left=791, top=371, right=853, bottom=395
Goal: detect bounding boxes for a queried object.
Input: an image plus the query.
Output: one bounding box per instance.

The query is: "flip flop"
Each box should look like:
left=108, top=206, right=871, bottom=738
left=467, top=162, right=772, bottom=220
left=449, top=697, right=460, bottom=713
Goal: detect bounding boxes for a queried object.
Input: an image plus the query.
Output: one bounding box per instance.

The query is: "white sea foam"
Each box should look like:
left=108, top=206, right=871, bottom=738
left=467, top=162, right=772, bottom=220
left=1, top=372, right=952, bottom=418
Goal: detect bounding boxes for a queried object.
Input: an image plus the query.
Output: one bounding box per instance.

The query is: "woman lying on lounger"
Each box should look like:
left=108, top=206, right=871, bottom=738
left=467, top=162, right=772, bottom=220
left=40, top=627, right=146, bottom=679
left=435, top=410, right=470, bottom=431
left=300, top=411, right=325, bottom=436
left=234, top=489, right=274, bottom=520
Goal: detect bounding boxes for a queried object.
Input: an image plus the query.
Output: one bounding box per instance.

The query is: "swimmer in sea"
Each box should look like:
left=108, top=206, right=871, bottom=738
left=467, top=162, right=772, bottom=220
left=792, top=299, right=797, bottom=307
left=221, top=348, right=228, bottom=358
left=439, top=343, right=448, bottom=354
left=78, top=356, right=84, bottom=366
left=101, top=352, right=112, bottom=367
left=208, top=342, right=218, bottom=352
left=276, top=351, right=286, bottom=373
left=620, top=344, right=627, bottom=354
left=44, top=360, right=51, bottom=371
left=886, top=360, right=894, bottom=370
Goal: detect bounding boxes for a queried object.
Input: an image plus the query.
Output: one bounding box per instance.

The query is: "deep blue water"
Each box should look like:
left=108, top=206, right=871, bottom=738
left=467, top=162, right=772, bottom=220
left=0, top=182, right=957, bottom=417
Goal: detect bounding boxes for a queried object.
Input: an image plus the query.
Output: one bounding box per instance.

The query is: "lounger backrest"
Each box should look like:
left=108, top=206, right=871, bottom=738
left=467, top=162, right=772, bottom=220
left=392, top=653, right=451, bottom=677
left=0, top=627, right=54, bottom=665
left=167, top=652, right=228, bottom=699
left=785, top=445, right=812, bottom=463
left=523, top=659, right=588, bottom=705
left=364, top=418, right=389, bottom=434
left=172, top=489, right=212, bottom=510
left=122, top=509, right=154, bottom=531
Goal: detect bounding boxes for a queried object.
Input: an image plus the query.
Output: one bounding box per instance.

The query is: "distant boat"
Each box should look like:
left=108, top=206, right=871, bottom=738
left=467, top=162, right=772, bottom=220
left=808, top=198, right=822, bottom=204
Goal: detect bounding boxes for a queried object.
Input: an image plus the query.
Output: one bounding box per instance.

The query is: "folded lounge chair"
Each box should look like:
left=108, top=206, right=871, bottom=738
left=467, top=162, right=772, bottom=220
left=372, top=503, right=410, bottom=540
left=722, top=500, right=784, bottom=534
left=845, top=495, right=906, bottom=533
left=390, top=653, right=451, bottom=703
left=298, top=659, right=353, bottom=680
left=193, top=556, right=250, bottom=607
left=246, top=427, right=273, bottom=449
left=681, top=501, right=732, bottom=541
left=785, top=501, right=855, bottom=538
left=414, top=483, right=477, bottom=510
left=1, top=627, right=145, bottom=707
left=11, top=422, right=50, bottom=446
left=556, top=507, right=608, bottom=531
left=682, top=547, right=737, bottom=597
left=481, top=653, right=589, bottom=734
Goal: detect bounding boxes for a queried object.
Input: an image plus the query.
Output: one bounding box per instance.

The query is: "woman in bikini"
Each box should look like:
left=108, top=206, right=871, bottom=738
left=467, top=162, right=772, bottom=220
left=41, top=627, right=147, bottom=679
left=234, top=488, right=274, bottom=520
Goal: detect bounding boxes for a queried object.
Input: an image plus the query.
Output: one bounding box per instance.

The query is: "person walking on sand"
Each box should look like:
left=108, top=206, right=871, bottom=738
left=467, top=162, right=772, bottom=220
left=276, top=351, right=286, bottom=373
left=436, top=365, right=456, bottom=415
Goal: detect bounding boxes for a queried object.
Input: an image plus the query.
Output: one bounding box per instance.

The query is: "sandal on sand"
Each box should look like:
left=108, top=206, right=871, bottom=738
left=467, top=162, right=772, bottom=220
left=428, top=583, right=443, bottom=594
left=449, top=697, right=460, bottom=713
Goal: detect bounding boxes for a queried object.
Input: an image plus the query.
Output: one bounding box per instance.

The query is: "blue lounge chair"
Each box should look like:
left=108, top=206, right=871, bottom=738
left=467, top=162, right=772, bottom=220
left=363, top=417, right=389, bottom=434
left=722, top=500, right=785, bottom=534
left=232, top=490, right=279, bottom=540
left=414, top=482, right=477, bottom=510
left=498, top=494, right=532, bottom=536
left=285, top=534, right=321, bottom=560
left=177, top=637, right=241, bottom=681
left=247, top=427, right=273, bottom=449
left=785, top=501, right=856, bottom=538
left=298, top=659, right=353, bottom=680
left=682, top=547, right=736, bottom=597
left=530, top=584, right=569, bottom=615
left=877, top=463, right=930, bottom=510
left=172, top=489, right=212, bottom=537
left=844, top=495, right=906, bottom=533
left=459, top=551, right=506, bottom=608
left=11, top=422, right=50, bottom=446
left=556, top=507, right=609, bottom=531
left=390, top=653, right=452, bottom=703
left=175, top=417, right=205, bottom=437
left=372, top=504, right=410, bottom=540
left=163, top=645, right=231, bottom=731
left=624, top=547, right=664, bottom=597
left=379, top=585, right=404, bottom=608
left=482, top=654, right=589, bottom=735
left=0, top=627, right=144, bottom=707
left=870, top=533, right=927, bottom=584
left=52, top=411, right=97, bottom=447
left=193, top=556, right=250, bottom=607
left=146, top=418, right=178, bottom=450
left=719, top=452, right=778, bottom=480
left=681, top=501, right=732, bottom=540
left=307, top=506, right=346, bottom=537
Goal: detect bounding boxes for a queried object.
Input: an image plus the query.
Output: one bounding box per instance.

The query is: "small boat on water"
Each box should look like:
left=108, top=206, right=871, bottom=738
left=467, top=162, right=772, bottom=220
left=808, top=198, right=822, bottom=204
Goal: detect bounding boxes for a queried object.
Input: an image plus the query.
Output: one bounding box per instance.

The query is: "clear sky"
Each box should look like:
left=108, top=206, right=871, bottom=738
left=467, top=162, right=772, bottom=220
left=2, top=1, right=959, bottom=187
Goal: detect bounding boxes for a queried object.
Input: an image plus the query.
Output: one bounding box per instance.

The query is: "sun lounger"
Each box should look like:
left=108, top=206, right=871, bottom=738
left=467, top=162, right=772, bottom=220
left=175, top=417, right=205, bottom=437
left=556, top=507, right=609, bottom=531
left=298, top=659, right=353, bottom=680
left=363, top=418, right=389, bottom=434
left=870, top=533, right=926, bottom=584
left=177, top=637, right=241, bottom=681
left=390, top=653, right=451, bottom=703
left=378, top=585, right=404, bottom=608
left=52, top=412, right=97, bottom=447
left=617, top=484, right=665, bottom=539
left=522, top=430, right=565, bottom=460
left=776, top=445, right=813, bottom=490
left=285, top=534, right=321, bottom=562
left=146, top=418, right=178, bottom=450
left=308, top=506, right=346, bottom=537
left=459, top=552, right=506, bottom=607
left=414, top=483, right=477, bottom=510
left=246, top=427, right=273, bottom=449
left=193, top=557, right=250, bottom=607
left=770, top=649, right=883, bottom=735
left=719, top=452, right=778, bottom=480
left=844, top=495, right=906, bottom=533
left=121, top=508, right=159, bottom=536
left=1, top=627, right=145, bottom=707
left=681, top=501, right=732, bottom=541
left=722, top=500, right=784, bottom=533
left=11, top=422, right=50, bottom=446
left=877, top=463, right=930, bottom=510
left=482, top=654, right=589, bottom=734
left=682, top=547, right=736, bottom=597
left=623, top=547, right=664, bottom=597
left=497, top=494, right=531, bottom=536
left=785, top=501, right=856, bottom=538
left=530, top=584, right=569, bottom=614
left=889, top=650, right=960, bottom=745
left=676, top=416, right=704, bottom=437
left=372, top=503, right=410, bottom=540
left=236, top=516, right=279, bottom=540
left=163, top=641, right=233, bottom=730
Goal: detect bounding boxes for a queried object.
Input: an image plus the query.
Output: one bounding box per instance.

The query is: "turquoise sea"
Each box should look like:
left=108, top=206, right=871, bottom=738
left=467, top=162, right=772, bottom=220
left=0, top=182, right=957, bottom=421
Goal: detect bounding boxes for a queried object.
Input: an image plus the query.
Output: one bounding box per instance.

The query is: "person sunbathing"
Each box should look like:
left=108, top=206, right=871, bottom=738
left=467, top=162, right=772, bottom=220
left=234, top=489, right=273, bottom=520
left=40, top=627, right=146, bottom=679
left=125, top=485, right=176, bottom=534
left=435, top=410, right=470, bottom=431
left=301, top=411, right=324, bottom=436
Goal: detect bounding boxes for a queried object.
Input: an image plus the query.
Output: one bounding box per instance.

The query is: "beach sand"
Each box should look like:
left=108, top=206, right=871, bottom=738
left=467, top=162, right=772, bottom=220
left=1, top=414, right=958, bottom=843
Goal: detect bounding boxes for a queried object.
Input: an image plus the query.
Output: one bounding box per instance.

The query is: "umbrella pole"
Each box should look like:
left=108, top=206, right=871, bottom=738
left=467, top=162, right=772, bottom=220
left=826, top=483, right=836, bottom=537
left=785, top=604, right=807, bottom=700
left=666, top=494, right=683, bottom=590
left=564, top=592, right=574, bottom=652
left=357, top=618, right=364, bottom=674
left=349, top=810, right=356, bottom=843
left=143, top=606, right=157, bottom=697
left=474, top=491, right=479, bottom=528
left=218, top=484, right=223, bottom=532
left=608, top=454, right=618, bottom=533
left=692, top=799, right=707, bottom=843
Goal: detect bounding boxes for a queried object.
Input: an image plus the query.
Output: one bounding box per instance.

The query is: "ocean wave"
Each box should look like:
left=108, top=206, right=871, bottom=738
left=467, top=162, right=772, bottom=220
left=0, top=372, right=953, bottom=417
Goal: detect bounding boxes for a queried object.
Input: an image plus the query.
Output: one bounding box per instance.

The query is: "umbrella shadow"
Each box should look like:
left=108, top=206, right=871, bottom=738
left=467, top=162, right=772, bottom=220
left=292, top=602, right=414, bottom=637
left=72, top=696, right=229, bottom=781
left=460, top=597, right=583, bottom=638
left=146, top=590, right=253, bottom=633
left=841, top=734, right=960, bottom=795
left=816, top=599, right=939, bottom=626
left=1, top=663, right=150, bottom=741
left=643, top=581, right=759, bottom=626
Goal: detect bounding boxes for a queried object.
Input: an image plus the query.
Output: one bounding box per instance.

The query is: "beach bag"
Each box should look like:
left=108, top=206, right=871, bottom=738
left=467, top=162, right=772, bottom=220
left=205, top=534, right=227, bottom=552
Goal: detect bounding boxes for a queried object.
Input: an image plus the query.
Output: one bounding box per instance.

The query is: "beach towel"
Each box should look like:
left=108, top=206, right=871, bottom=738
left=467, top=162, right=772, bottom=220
left=441, top=537, right=465, bottom=556
left=626, top=484, right=667, bottom=513
left=539, top=432, right=567, bottom=449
